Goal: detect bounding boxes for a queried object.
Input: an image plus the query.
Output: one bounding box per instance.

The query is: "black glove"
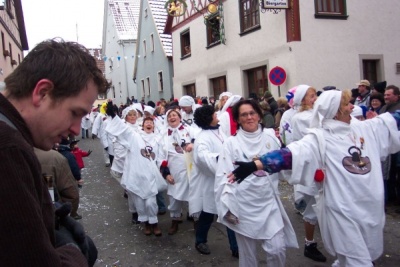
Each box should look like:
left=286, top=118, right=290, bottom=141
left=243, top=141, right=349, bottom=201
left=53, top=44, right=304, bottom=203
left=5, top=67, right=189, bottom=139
left=106, top=101, right=116, bottom=118
left=92, top=134, right=97, bottom=140
left=232, top=161, right=257, bottom=183
left=87, top=150, right=92, bottom=156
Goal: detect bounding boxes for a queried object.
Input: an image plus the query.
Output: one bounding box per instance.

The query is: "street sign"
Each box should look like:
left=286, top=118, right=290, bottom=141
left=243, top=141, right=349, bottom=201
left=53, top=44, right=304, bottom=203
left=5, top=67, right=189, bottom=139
left=269, top=66, right=286, bottom=86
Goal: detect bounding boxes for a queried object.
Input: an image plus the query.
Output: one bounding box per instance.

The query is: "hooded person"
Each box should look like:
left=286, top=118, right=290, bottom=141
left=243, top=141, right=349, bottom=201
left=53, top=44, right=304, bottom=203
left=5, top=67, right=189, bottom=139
left=92, top=101, right=113, bottom=166
left=218, top=95, right=242, bottom=137
left=158, top=109, right=197, bottom=235
left=216, top=92, right=233, bottom=115
left=178, top=95, right=201, bottom=126
left=279, top=86, right=298, bottom=145
left=105, top=103, right=165, bottom=236
left=230, top=89, right=400, bottom=267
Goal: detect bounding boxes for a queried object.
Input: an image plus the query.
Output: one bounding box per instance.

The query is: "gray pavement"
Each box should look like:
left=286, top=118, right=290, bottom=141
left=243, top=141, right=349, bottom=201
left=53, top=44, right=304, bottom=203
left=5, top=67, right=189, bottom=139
left=77, top=137, right=400, bottom=267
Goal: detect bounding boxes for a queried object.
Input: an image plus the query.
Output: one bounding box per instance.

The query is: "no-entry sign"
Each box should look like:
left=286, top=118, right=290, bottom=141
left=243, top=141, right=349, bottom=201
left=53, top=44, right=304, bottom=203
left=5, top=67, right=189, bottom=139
left=269, top=66, right=286, bottom=86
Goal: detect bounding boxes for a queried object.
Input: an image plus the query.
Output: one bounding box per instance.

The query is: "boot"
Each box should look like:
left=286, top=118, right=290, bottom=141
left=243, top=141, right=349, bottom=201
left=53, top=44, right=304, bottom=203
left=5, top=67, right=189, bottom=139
left=152, top=223, right=162, bottom=237
left=144, top=221, right=152, bottom=236
left=168, top=220, right=179, bottom=235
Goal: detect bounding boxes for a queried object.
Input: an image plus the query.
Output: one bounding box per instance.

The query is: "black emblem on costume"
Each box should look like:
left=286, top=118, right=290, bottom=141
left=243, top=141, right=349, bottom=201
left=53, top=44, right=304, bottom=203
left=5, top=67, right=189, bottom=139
left=342, top=146, right=371, bottom=175
left=140, top=146, right=155, bottom=160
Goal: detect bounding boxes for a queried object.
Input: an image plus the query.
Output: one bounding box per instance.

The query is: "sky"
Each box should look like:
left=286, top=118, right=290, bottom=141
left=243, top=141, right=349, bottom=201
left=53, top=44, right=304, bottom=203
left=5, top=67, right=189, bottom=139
left=21, top=0, right=104, bottom=52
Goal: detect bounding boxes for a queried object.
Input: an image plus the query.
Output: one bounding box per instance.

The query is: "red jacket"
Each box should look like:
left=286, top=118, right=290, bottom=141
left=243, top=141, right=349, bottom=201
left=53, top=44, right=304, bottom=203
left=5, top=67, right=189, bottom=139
left=71, top=148, right=89, bottom=169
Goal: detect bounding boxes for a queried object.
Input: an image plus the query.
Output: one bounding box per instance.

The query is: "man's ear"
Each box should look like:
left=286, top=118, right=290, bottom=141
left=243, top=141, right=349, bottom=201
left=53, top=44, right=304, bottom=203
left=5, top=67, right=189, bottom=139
left=31, top=79, right=54, bottom=107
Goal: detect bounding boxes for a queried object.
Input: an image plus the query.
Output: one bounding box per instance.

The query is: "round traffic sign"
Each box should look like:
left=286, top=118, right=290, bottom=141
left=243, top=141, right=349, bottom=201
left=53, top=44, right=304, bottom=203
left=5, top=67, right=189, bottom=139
left=269, top=66, right=287, bottom=86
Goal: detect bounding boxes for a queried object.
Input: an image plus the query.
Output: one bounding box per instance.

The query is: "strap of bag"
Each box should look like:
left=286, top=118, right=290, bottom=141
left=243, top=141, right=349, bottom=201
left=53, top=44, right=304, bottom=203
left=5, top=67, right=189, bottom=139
left=0, top=112, right=17, bottom=130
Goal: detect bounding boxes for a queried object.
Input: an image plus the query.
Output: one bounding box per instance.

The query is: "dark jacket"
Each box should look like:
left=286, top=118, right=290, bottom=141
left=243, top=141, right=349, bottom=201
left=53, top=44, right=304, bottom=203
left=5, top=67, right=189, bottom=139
left=0, top=94, right=87, bottom=266
left=379, top=101, right=400, bottom=114
left=58, top=145, right=82, bottom=181
left=267, top=98, right=278, bottom=116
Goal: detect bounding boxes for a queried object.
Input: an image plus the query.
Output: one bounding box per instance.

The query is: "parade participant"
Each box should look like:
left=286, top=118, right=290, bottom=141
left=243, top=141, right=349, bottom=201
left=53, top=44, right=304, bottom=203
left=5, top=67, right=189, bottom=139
left=215, top=99, right=298, bottom=267
left=279, top=86, right=298, bottom=145
left=106, top=103, right=164, bottom=236
left=0, top=38, right=107, bottom=266
left=189, top=105, right=225, bottom=255
left=178, top=95, right=201, bottom=126
left=92, top=102, right=112, bottom=167
left=108, top=105, right=141, bottom=222
left=229, top=90, right=400, bottom=267
left=154, top=105, right=166, bottom=134
left=291, top=85, right=326, bottom=262
left=218, top=95, right=242, bottom=137
left=140, top=117, right=167, bottom=216
left=159, top=109, right=194, bottom=234
left=81, top=114, right=91, bottom=139
left=216, top=92, right=232, bottom=114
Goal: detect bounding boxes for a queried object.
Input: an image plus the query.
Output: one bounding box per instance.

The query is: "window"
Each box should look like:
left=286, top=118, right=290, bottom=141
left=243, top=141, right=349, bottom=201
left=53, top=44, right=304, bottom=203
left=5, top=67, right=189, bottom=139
left=141, top=79, right=145, bottom=97
left=180, top=29, right=191, bottom=58
left=5, top=0, right=14, bottom=19
left=246, top=66, right=268, bottom=99
left=362, top=60, right=378, bottom=86
left=150, top=34, right=154, bottom=52
left=239, top=0, right=260, bottom=33
left=184, top=83, right=196, bottom=98
left=210, top=76, right=226, bottom=99
left=1, top=32, right=5, bottom=53
left=314, top=0, right=347, bottom=19
left=146, top=77, right=151, bottom=96
left=206, top=14, right=221, bottom=47
left=158, top=71, right=164, bottom=91
left=143, top=40, right=147, bottom=57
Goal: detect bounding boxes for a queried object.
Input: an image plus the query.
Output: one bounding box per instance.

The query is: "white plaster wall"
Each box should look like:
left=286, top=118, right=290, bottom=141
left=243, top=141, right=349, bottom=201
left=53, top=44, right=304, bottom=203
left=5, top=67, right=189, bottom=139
left=172, top=0, right=400, bottom=99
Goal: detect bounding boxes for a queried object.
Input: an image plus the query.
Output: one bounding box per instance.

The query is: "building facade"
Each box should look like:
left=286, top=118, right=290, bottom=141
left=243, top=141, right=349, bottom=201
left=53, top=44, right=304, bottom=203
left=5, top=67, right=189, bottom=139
left=166, top=0, right=400, bottom=99
left=133, top=0, right=174, bottom=104
left=0, top=0, right=28, bottom=82
left=102, top=0, right=140, bottom=105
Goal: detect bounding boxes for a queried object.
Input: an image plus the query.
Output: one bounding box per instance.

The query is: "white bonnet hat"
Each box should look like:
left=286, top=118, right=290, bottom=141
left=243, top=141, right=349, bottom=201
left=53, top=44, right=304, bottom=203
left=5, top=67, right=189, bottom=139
left=121, top=106, right=137, bottom=120
left=219, top=92, right=233, bottom=100
left=144, top=105, right=155, bottom=115
left=179, top=95, right=195, bottom=107
left=310, top=90, right=341, bottom=128
left=293, top=84, right=310, bottom=108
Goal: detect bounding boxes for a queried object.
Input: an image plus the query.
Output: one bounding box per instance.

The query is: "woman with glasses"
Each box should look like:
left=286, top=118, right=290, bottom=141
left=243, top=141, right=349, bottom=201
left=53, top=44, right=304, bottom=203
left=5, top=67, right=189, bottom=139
left=215, top=99, right=298, bottom=267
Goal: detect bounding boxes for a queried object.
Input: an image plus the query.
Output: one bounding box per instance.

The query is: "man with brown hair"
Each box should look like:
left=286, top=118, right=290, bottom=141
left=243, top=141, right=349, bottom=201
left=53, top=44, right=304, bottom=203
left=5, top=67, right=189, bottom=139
left=0, top=39, right=108, bottom=266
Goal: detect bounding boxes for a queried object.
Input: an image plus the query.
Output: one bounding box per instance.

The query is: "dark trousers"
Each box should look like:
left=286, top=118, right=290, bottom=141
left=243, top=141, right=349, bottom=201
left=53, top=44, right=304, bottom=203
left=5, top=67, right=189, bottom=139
left=227, top=227, right=238, bottom=252
left=156, top=192, right=167, bottom=212
left=195, top=211, right=215, bottom=244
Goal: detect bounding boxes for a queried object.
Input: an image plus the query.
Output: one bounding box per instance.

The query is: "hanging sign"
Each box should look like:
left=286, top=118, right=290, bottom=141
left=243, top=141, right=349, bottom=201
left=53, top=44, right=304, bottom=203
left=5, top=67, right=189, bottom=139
left=262, top=0, right=289, bottom=9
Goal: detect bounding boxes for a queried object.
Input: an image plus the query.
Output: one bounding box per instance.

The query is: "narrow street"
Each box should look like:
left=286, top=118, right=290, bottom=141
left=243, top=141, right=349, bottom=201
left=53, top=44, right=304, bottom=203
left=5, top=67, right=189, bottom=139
left=77, top=138, right=400, bottom=267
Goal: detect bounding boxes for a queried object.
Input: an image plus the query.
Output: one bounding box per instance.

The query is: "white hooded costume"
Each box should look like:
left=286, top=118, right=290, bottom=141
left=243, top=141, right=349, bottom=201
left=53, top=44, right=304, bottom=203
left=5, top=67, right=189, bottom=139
left=285, top=90, right=400, bottom=264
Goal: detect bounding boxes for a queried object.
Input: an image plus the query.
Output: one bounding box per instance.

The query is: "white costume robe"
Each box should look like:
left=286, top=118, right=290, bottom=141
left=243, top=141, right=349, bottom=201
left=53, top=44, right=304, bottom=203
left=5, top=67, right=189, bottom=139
left=287, top=113, right=400, bottom=261
left=159, top=124, right=194, bottom=201
left=291, top=109, right=317, bottom=203
left=215, top=127, right=298, bottom=247
left=106, top=116, right=161, bottom=200
left=279, top=108, right=297, bottom=145
left=189, top=128, right=225, bottom=216
left=109, top=122, right=139, bottom=175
